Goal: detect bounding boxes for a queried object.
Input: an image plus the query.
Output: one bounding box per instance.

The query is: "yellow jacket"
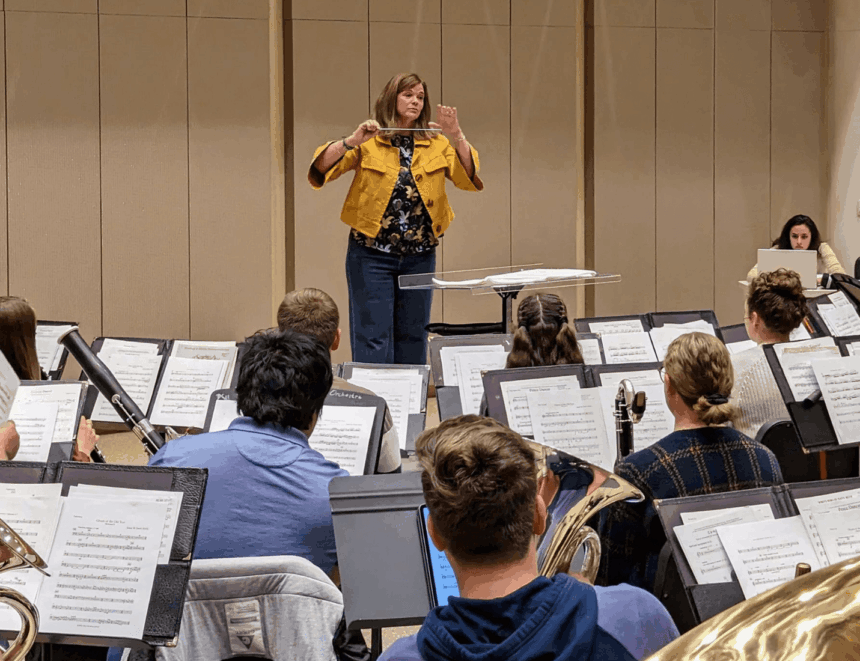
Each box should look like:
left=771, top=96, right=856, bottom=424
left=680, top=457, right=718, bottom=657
left=308, top=134, right=483, bottom=239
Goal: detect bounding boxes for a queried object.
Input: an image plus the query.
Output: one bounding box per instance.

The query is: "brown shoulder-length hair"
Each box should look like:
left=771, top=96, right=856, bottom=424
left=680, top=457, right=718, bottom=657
left=374, top=73, right=434, bottom=140
left=506, top=293, right=584, bottom=368
left=277, top=288, right=339, bottom=349
left=0, top=296, right=41, bottom=380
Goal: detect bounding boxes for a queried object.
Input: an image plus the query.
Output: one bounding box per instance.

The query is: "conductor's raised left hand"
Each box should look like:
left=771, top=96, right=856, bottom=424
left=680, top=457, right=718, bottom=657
left=429, top=104, right=462, bottom=138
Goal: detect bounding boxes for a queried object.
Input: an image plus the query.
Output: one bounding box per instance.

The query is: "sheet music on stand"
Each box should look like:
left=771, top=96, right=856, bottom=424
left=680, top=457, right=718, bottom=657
left=203, top=389, right=240, bottom=433
left=808, top=290, right=860, bottom=337
left=0, top=460, right=208, bottom=649
left=8, top=380, right=87, bottom=463
left=309, top=389, right=386, bottom=475
left=35, top=321, right=77, bottom=380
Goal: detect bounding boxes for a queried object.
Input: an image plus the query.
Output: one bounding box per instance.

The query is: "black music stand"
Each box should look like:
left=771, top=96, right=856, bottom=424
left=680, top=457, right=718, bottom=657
left=37, top=320, right=78, bottom=380
left=584, top=362, right=663, bottom=389
left=202, top=388, right=239, bottom=433
left=574, top=314, right=650, bottom=335
left=322, top=389, right=386, bottom=475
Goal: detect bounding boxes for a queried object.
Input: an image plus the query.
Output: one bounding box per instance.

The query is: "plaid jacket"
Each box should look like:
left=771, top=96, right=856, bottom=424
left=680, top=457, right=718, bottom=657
left=597, top=426, right=784, bottom=591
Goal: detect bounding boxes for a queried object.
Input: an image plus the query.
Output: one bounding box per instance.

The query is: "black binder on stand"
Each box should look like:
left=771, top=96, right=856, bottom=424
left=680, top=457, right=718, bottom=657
left=654, top=477, right=860, bottom=625
left=202, top=388, right=239, bottom=433
left=482, top=364, right=587, bottom=429
left=428, top=334, right=512, bottom=420
left=585, top=362, right=663, bottom=389
left=37, top=320, right=78, bottom=380
left=320, top=389, right=387, bottom=475
left=719, top=323, right=751, bottom=346
left=339, top=362, right=431, bottom=453
left=0, top=461, right=207, bottom=650
left=648, top=310, right=723, bottom=342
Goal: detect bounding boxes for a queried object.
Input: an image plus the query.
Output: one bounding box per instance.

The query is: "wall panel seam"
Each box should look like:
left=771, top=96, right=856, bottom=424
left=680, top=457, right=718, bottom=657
left=186, top=0, right=192, bottom=337
left=97, top=1, right=104, bottom=335
left=2, top=8, right=7, bottom=295
left=712, top=2, right=716, bottom=310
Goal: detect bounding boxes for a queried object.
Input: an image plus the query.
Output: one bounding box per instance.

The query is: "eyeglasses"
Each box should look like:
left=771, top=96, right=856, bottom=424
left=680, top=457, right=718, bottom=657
left=659, top=366, right=667, bottom=383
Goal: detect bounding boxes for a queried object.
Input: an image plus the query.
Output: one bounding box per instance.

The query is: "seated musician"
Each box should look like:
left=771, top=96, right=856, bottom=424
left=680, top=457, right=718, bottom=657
left=730, top=268, right=808, bottom=438
left=598, top=332, right=784, bottom=591
left=380, top=415, right=679, bottom=661
left=0, top=296, right=99, bottom=461
left=149, top=329, right=348, bottom=572
left=277, top=287, right=401, bottom=473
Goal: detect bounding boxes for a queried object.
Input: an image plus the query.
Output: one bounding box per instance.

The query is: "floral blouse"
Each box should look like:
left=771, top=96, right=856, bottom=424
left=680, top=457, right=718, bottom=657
left=350, top=134, right=439, bottom=255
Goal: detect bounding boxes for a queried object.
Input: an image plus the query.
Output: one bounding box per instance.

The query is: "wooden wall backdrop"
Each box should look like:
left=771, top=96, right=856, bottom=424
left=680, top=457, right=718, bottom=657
left=1, top=0, right=281, bottom=347
left=590, top=0, right=827, bottom=325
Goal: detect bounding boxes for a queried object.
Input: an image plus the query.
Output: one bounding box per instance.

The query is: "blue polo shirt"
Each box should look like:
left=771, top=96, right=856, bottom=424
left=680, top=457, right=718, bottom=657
left=149, top=417, right=348, bottom=573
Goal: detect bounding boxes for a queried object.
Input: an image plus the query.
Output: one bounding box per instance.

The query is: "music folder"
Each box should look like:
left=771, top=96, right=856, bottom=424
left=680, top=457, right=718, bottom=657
left=0, top=461, right=207, bottom=650
left=202, top=388, right=239, bottom=433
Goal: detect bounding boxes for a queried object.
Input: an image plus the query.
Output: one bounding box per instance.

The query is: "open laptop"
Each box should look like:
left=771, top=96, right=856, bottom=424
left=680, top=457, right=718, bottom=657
left=757, top=249, right=818, bottom=289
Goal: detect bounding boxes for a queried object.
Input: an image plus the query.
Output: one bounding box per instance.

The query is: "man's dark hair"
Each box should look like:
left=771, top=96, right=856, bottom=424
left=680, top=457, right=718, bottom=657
left=236, top=329, right=333, bottom=431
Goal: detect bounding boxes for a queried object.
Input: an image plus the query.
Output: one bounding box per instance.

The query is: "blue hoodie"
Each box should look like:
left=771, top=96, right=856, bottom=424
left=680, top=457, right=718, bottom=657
left=380, top=575, right=676, bottom=661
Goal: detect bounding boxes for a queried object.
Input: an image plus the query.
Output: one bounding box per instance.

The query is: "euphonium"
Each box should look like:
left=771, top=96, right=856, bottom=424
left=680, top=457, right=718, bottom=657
left=529, top=442, right=644, bottom=583
left=0, top=516, right=48, bottom=661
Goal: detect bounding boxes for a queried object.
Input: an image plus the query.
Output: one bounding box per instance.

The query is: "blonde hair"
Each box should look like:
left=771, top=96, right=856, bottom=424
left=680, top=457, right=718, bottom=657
left=415, top=415, right=537, bottom=563
left=0, top=296, right=41, bottom=381
left=277, top=288, right=339, bottom=349
left=663, top=332, right=735, bottom=426
left=373, top=73, right=433, bottom=140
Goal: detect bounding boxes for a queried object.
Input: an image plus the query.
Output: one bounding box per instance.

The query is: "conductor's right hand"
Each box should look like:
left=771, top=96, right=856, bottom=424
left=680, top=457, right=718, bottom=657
left=347, top=120, right=381, bottom=147
left=0, top=421, right=20, bottom=461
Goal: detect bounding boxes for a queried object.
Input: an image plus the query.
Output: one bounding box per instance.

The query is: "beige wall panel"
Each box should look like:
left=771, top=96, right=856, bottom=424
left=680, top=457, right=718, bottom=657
left=291, top=0, right=367, bottom=22
left=100, top=0, right=185, bottom=16
left=593, top=27, right=656, bottom=315
left=657, top=0, right=714, bottom=28
left=6, top=0, right=95, bottom=11
left=442, top=0, right=509, bottom=26
left=771, top=0, right=826, bottom=31
left=833, top=0, right=860, bottom=31
left=6, top=12, right=101, bottom=338
left=656, top=28, right=714, bottom=312
left=370, top=0, right=440, bottom=23
left=100, top=15, right=189, bottom=339
left=714, top=31, right=770, bottom=325
left=510, top=26, right=578, bottom=268
left=292, top=21, right=368, bottom=364
left=188, top=18, right=271, bottom=341
left=512, top=0, right=580, bottom=26
left=589, top=0, right=655, bottom=27
left=442, top=24, right=509, bottom=325
left=771, top=32, right=825, bottom=236
left=716, top=0, right=770, bottom=30
left=187, top=0, right=268, bottom=19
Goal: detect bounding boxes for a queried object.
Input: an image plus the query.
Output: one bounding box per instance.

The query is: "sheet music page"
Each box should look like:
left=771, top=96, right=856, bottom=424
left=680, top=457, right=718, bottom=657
left=818, top=302, right=860, bottom=337
left=830, top=290, right=854, bottom=308
left=600, top=331, right=659, bottom=364
left=795, top=487, right=860, bottom=566
left=349, top=367, right=426, bottom=412
left=91, top=353, right=163, bottom=423
left=35, top=494, right=166, bottom=639
left=578, top=338, right=603, bottom=365
left=439, top=345, right=506, bottom=386
left=716, top=516, right=820, bottom=599
left=588, top=319, right=644, bottom=335
left=649, top=321, right=717, bottom=362
left=209, top=398, right=239, bottom=433
left=149, top=357, right=228, bottom=429
left=0, top=484, right=63, bottom=631
left=347, top=372, right=424, bottom=450
left=0, top=351, right=21, bottom=425
left=98, top=339, right=160, bottom=359
left=596, top=369, right=662, bottom=388
left=674, top=506, right=775, bottom=585
left=596, top=384, right=674, bottom=453
left=811, top=356, right=860, bottom=444
left=35, top=325, right=75, bottom=374
left=170, top=340, right=238, bottom=389
left=69, top=485, right=183, bottom=564
left=308, top=404, right=376, bottom=476
left=499, top=375, right=582, bottom=436
left=774, top=337, right=839, bottom=401
left=10, top=382, right=83, bottom=443
left=727, top=340, right=757, bottom=355
left=789, top=324, right=812, bottom=341
left=680, top=503, right=774, bottom=525
left=527, top=389, right=614, bottom=469
left=813, top=503, right=860, bottom=565
left=9, top=401, right=58, bottom=462
left=846, top=342, right=860, bottom=357
left=455, top=351, right=508, bottom=415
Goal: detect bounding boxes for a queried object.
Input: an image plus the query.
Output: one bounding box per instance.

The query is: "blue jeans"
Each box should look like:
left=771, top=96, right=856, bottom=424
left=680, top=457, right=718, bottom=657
left=345, top=240, right=435, bottom=364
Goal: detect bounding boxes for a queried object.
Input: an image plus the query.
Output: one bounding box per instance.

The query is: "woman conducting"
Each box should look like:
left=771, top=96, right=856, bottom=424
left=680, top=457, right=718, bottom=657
left=309, top=73, right=483, bottom=364
left=747, top=215, right=845, bottom=281
left=731, top=269, right=807, bottom=438
left=598, top=332, right=783, bottom=591
left=0, top=296, right=99, bottom=461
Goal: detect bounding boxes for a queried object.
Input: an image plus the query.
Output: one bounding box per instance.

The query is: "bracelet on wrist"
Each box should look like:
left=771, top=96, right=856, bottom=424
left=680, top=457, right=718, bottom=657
left=454, top=134, right=467, bottom=143
left=342, top=137, right=355, bottom=151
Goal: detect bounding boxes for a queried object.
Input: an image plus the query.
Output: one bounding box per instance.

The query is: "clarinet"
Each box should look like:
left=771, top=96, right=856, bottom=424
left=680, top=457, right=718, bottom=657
left=57, top=327, right=165, bottom=456
left=614, top=379, right=646, bottom=462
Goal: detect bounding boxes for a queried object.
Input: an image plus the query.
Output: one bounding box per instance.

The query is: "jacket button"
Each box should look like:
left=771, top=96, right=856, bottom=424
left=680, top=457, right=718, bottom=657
left=436, top=225, right=442, bottom=232
left=415, top=174, right=423, bottom=182
left=427, top=199, right=434, bottom=208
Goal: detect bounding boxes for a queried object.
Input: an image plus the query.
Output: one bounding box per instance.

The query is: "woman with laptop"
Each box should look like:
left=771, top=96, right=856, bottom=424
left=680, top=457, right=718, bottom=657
left=747, top=215, right=845, bottom=282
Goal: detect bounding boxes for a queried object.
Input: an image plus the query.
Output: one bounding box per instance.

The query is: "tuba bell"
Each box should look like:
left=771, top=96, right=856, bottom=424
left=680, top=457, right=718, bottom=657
left=0, top=516, right=48, bottom=661
left=529, top=441, right=645, bottom=583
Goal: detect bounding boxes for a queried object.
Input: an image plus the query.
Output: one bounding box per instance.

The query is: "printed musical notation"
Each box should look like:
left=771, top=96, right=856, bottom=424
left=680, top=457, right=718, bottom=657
left=149, top=357, right=228, bottom=429
left=455, top=351, right=508, bottom=415
left=499, top=375, right=582, bottom=436
left=439, top=345, right=506, bottom=387
left=774, top=337, right=840, bottom=401
left=308, top=405, right=376, bottom=476
left=8, top=401, right=58, bottom=462
left=92, top=340, right=162, bottom=424
left=811, top=356, right=860, bottom=445
left=348, top=369, right=424, bottom=450
left=599, top=332, right=658, bottom=365
left=10, top=382, right=85, bottom=445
